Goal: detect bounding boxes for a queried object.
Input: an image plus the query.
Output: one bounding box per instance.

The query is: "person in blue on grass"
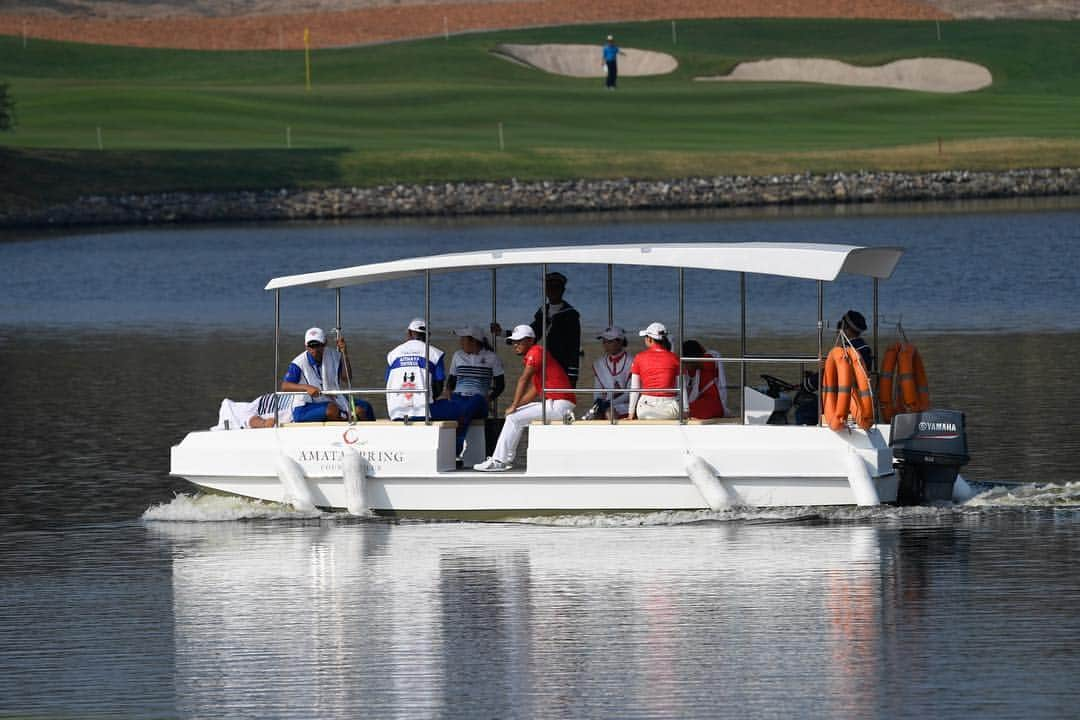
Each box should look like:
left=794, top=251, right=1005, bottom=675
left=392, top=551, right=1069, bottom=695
left=602, top=35, right=623, bottom=89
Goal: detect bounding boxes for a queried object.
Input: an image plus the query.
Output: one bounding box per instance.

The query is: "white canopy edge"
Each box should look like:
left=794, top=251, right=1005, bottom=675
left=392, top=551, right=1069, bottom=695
left=265, top=242, right=903, bottom=291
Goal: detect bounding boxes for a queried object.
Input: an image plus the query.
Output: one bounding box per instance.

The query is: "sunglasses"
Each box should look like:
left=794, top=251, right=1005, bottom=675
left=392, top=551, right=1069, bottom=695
left=307, top=341, right=325, bottom=348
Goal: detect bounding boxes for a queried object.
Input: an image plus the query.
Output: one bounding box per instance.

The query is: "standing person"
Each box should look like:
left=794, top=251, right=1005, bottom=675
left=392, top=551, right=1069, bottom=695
left=386, top=318, right=446, bottom=420
left=531, top=271, right=581, bottom=387
left=682, top=340, right=727, bottom=420
left=627, top=322, right=681, bottom=420
left=281, top=327, right=370, bottom=422
left=590, top=326, right=634, bottom=419
left=473, top=325, right=576, bottom=472
left=839, top=309, right=873, bottom=372
left=429, top=325, right=506, bottom=457
left=602, top=34, right=622, bottom=89
left=492, top=271, right=582, bottom=387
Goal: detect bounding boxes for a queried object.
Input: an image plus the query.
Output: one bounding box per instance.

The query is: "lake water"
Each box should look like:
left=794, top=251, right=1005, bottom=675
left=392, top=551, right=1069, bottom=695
left=1, top=201, right=1079, bottom=718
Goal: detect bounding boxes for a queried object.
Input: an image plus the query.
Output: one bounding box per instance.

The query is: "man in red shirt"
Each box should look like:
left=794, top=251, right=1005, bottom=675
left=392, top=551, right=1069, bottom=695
left=474, top=324, right=576, bottom=471
left=628, top=322, right=681, bottom=420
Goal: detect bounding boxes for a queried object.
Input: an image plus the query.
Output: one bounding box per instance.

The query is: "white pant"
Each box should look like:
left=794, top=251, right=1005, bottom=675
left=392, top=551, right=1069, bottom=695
left=492, top=399, right=575, bottom=463
left=635, top=395, right=679, bottom=419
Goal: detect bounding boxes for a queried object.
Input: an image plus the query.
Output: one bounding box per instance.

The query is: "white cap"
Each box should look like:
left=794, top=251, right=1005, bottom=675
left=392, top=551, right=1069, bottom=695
left=407, top=318, right=427, bottom=333
left=453, top=325, right=486, bottom=342
left=508, top=324, right=536, bottom=342
left=305, top=327, right=326, bottom=345
left=607, top=35, right=613, bottom=41
left=639, top=322, right=668, bottom=340
left=596, top=326, right=625, bottom=341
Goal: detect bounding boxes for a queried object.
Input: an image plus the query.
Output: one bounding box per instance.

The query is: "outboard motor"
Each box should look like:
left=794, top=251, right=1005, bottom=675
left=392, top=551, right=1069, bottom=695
left=889, top=410, right=970, bottom=504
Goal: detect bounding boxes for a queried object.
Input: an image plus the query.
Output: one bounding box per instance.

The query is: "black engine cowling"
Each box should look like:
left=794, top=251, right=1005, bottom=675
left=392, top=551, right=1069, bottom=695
left=889, top=410, right=970, bottom=505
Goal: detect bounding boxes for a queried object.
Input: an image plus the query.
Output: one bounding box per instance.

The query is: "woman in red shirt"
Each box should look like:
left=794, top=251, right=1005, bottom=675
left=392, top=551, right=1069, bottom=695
left=628, top=322, right=681, bottom=420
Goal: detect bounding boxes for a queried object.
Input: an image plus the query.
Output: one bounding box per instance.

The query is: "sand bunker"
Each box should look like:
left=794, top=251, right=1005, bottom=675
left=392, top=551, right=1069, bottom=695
left=698, top=57, right=992, bottom=93
left=493, top=43, right=677, bottom=78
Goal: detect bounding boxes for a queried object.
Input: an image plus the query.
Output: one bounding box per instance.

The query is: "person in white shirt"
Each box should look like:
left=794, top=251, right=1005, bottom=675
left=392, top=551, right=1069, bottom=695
left=588, top=326, right=634, bottom=419
left=281, top=327, right=370, bottom=422
left=429, top=325, right=506, bottom=456
left=385, top=318, right=446, bottom=420
left=213, top=392, right=294, bottom=430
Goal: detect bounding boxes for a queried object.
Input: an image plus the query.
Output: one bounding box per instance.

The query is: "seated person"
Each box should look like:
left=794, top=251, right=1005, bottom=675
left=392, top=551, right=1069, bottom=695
left=281, top=327, right=373, bottom=423
left=682, top=340, right=727, bottom=420
left=474, top=325, right=575, bottom=472
left=429, top=325, right=506, bottom=456
left=588, top=326, right=634, bottom=419
left=628, top=322, right=681, bottom=420
left=213, top=392, right=292, bottom=430
left=386, top=318, right=446, bottom=420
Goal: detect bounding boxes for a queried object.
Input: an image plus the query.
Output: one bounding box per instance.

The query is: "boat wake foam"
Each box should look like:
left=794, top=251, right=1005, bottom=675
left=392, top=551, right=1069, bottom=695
left=142, top=482, right=1078, bottom=525
left=142, top=493, right=327, bottom=522
left=963, top=481, right=1080, bottom=507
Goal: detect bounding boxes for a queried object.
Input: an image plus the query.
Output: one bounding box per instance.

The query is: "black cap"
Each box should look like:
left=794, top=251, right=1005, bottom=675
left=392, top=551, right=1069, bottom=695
left=840, top=310, right=867, bottom=333
left=545, top=271, right=567, bottom=285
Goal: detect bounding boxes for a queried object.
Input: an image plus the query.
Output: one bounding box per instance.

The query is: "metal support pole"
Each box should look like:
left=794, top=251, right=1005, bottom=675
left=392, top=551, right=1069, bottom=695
left=872, top=277, right=880, bottom=422
left=491, top=268, right=499, bottom=416
left=817, top=280, right=825, bottom=425
left=739, top=272, right=747, bottom=424
left=872, top=278, right=880, bottom=368
left=274, top=289, right=281, bottom=393
left=678, top=267, right=685, bottom=424
left=335, top=288, right=341, bottom=331
left=540, top=264, right=548, bottom=425
left=606, top=264, right=613, bottom=326
left=424, top=270, right=432, bottom=424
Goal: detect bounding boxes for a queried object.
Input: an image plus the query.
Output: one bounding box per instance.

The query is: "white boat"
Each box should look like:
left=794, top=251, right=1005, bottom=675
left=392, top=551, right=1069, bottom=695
left=170, top=241, right=970, bottom=516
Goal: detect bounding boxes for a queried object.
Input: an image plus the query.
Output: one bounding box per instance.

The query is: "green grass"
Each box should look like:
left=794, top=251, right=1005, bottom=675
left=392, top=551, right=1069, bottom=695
left=1, top=18, right=1079, bottom=208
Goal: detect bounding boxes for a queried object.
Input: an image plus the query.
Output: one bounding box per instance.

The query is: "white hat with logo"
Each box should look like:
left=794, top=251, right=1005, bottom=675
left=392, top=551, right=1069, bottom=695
left=407, top=318, right=427, bottom=333
left=596, top=326, right=626, bottom=341
left=453, top=325, right=486, bottom=342
left=507, top=324, right=536, bottom=342
left=305, top=327, right=326, bottom=345
left=639, top=322, right=668, bottom=340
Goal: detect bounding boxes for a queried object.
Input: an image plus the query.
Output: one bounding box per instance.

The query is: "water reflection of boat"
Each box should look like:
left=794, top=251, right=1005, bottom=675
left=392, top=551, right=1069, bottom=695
left=170, top=243, right=970, bottom=516
left=147, top=519, right=895, bottom=718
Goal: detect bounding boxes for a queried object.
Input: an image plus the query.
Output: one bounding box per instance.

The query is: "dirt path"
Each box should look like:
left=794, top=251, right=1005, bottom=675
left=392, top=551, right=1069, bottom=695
left=0, top=0, right=954, bottom=51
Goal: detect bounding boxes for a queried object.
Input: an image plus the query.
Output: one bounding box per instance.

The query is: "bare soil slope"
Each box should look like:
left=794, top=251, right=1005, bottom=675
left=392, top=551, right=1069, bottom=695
left=0, top=0, right=954, bottom=50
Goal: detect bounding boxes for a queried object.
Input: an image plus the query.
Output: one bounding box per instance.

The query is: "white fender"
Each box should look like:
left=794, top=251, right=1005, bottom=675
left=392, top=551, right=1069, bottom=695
left=685, top=454, right=732, bottom=511
left=276, top=454, right=317, bottom=512
left=845, top=447, right=880, bottom=507
left=343, top=448, right=369, bottom=516
left=952, top=473, right=975, bottom=504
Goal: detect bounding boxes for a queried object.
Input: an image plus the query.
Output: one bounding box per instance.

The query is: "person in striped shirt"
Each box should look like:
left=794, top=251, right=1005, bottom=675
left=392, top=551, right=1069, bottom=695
left=430, top=325, right=506, bottom=456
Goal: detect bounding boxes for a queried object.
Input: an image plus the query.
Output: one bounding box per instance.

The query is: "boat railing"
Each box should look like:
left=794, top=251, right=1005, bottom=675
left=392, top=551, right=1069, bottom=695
left=538, top=353, right=820, bottom=425
left=273, top=351, right=819, bottom=427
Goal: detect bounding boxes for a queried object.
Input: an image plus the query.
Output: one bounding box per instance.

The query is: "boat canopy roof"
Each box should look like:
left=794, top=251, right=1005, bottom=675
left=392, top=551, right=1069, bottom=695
left=265, top=242, right=903, bottom=291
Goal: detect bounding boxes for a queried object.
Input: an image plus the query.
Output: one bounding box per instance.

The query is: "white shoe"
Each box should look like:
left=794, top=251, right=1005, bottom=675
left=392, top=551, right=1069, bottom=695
left=473, top=456, right=511, bottom=472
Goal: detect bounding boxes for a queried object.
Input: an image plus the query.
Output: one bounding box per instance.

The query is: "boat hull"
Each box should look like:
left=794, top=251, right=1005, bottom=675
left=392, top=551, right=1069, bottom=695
left=171, top=421, right=897, bottom=515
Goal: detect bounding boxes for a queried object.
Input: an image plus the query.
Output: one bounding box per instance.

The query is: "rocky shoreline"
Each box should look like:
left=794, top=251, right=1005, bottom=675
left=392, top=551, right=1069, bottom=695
left=5, top=168, right=1079, bottom=228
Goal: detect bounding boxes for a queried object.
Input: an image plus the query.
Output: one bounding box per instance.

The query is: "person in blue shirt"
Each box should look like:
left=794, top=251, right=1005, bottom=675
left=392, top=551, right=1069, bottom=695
left=281, top=327, right=373, bottom=423
left=603, top=35, right=622, bottom=89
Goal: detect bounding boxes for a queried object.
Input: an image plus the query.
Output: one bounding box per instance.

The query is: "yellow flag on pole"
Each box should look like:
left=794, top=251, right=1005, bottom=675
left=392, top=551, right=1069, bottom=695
left=304, top=28, right=312, bottom=91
